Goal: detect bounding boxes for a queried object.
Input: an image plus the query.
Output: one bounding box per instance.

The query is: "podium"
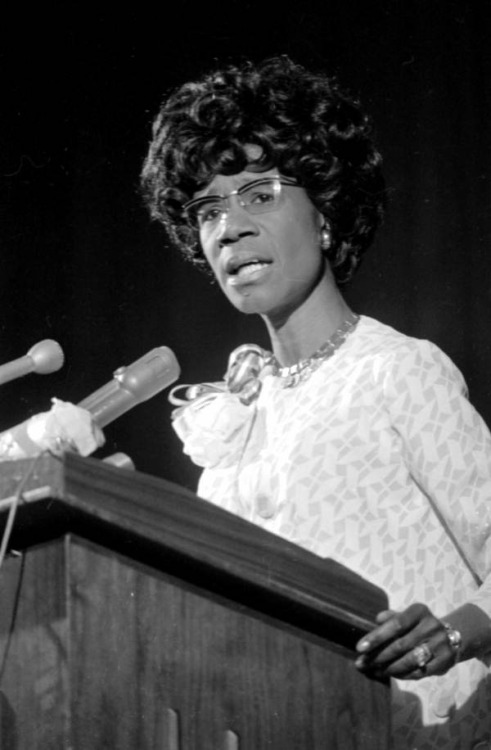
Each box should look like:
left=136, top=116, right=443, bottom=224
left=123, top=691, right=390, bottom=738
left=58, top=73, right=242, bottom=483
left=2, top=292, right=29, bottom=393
left=0, top=453, right=390, bottom=749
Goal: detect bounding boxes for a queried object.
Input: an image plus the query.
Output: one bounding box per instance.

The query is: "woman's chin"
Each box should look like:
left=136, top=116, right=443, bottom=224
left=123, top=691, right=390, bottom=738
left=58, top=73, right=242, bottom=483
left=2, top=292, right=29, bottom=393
left=224, top=285, right=271, bottom=316
left=229, top=298, right=266, bottom=316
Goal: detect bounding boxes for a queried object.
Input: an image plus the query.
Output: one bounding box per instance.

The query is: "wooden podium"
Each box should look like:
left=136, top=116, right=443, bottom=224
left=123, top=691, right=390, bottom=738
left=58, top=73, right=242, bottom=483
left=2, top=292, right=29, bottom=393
left=0, top=453, right=390, bottom=749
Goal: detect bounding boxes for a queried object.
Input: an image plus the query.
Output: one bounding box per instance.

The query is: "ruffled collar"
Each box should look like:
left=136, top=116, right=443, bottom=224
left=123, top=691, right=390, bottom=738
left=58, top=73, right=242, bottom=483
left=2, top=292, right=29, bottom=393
left=169, top=314, right=360, bottom=470
left=169, top=345, right=271, bottom=469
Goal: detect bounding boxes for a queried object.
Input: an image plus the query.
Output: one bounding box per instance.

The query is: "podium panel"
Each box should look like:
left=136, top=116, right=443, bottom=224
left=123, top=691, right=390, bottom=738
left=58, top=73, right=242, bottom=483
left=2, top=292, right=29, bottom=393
left=0, top=454, right=390, bottom=748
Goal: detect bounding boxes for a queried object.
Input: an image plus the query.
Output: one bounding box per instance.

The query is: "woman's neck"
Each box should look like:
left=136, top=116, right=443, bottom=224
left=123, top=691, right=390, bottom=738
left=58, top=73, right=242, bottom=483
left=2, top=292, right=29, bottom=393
left=262, top=274, right=353, bottom=366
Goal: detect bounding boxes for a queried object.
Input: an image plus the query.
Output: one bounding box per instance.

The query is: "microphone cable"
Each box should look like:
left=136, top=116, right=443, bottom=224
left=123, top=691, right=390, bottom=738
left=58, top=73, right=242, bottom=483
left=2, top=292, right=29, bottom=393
left=0, top=451, right=51, bottom=573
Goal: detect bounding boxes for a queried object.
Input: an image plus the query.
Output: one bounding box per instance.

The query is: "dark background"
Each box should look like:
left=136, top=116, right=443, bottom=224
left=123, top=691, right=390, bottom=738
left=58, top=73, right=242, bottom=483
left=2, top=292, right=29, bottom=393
left=1, top=1, right=490, bottom=491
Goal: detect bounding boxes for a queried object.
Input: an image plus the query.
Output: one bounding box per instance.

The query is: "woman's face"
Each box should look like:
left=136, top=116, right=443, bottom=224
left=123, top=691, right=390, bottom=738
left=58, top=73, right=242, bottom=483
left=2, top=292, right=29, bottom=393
left=193, top=166, right=326, bottom=322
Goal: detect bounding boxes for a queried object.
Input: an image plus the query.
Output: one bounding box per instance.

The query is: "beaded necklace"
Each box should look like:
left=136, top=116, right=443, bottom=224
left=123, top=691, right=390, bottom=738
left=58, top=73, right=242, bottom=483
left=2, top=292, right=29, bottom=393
left=225, top=313, right=360, bottom=404
left=270, top=313, right=360, bottom=388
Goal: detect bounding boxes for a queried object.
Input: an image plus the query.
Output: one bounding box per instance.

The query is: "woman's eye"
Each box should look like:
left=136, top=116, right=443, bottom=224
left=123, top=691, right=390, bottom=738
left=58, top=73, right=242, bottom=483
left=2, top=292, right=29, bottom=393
left=198, top=204, right=223, bottom=223
left=249, top=191, right=275, bottom=205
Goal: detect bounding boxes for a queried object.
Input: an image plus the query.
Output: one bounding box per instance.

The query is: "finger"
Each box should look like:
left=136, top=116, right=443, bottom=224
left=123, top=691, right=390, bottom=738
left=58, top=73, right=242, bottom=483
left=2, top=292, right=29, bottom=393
left=356, top=603, right=430, bottom=655
left=360, top=643, right=455, bottom=680
left=356, top=608, right=449, bottom=675
left=355, top=610, right=400, bottom=662
left=376, top=614, right=455, bottom=668
left=375, top=609, right=396, bottom=624
left=356, top=613, right=411, bottom=655
left=356, top=623, right=457, bottom=679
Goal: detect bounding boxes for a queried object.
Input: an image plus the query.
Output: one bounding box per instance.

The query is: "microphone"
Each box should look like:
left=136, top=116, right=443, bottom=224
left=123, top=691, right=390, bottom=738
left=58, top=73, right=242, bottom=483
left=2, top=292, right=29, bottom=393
left=0, top=340, right=65, bottom=386
left=78, top=347, right=180, bottom=428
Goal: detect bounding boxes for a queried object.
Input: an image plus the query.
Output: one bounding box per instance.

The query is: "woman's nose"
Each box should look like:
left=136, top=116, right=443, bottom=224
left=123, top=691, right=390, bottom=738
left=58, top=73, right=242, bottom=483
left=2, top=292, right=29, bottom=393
left=217, top=203, right=259, bottom=245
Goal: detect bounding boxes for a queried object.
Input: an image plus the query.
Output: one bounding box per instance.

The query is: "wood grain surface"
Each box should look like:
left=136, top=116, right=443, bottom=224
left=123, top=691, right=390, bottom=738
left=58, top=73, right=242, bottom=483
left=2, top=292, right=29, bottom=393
left=0, top=536, right=390, bottom=749
left=0, top=453, right=387, bottom=647
left=0, top=454, right=390, bottom=748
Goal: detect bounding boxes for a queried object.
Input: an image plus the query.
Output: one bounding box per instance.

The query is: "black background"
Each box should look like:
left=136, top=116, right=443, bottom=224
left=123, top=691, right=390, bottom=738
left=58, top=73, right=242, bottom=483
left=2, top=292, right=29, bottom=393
left=1, top=1, right=491, bottom=490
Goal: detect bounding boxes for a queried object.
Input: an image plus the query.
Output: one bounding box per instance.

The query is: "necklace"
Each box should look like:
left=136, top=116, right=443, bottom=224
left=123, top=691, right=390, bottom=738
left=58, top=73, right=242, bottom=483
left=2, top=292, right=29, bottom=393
left=224, top=312, right=360, bottom=404
left=270, top=312, right=360, bottom=388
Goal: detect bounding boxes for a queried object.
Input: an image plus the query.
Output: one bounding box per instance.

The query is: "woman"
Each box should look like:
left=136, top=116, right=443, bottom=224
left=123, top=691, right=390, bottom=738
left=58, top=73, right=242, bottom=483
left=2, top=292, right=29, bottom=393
left=141, top=57, right=491, bottom=748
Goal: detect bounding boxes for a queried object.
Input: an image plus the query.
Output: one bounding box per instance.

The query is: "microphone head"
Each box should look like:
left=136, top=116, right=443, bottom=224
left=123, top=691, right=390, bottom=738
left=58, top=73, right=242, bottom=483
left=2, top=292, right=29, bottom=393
left=78, top=346, right=181, bottom=428
left=27, top=339, right=65, bottom=374
left=115, top=347, right=180, bottom=401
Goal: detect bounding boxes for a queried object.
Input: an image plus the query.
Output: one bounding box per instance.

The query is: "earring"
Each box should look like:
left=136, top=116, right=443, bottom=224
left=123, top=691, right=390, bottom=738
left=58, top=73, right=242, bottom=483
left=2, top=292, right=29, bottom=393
left=320, top=226, right=331, bottom=251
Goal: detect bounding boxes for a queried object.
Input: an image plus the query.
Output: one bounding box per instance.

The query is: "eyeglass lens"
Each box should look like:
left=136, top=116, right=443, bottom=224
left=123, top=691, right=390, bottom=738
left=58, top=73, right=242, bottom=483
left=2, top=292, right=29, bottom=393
left=186, top=177, right=290, bottom=227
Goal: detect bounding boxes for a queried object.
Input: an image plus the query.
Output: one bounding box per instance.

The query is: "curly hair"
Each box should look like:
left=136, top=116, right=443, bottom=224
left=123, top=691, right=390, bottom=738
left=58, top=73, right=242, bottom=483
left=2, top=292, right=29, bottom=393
left=141, top=56, right=386, bottom=285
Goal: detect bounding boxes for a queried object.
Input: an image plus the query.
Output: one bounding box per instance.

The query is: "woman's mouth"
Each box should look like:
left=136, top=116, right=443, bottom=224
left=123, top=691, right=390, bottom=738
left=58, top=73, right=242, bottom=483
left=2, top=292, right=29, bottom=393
left=227, top=260, right=271, bottom=285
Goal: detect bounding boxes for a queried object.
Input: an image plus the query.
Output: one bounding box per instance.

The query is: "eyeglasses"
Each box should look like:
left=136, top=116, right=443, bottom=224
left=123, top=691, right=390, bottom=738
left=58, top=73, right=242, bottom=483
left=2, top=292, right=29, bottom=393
left=183, top=176, right=300, bottom=229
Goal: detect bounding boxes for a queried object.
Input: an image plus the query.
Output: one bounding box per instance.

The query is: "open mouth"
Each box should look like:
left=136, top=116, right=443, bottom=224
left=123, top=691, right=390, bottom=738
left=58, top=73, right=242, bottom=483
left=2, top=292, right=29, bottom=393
left=226, top=258, right=272, bottom=279
left=231, top=260, right=271, bottom=278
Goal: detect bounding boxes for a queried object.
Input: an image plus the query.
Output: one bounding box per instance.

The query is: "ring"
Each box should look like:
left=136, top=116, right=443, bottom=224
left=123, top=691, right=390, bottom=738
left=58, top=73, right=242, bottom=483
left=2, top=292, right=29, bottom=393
left=442, top=621, right=462, bottom=660
left=412, top=643, right=433, bottom=669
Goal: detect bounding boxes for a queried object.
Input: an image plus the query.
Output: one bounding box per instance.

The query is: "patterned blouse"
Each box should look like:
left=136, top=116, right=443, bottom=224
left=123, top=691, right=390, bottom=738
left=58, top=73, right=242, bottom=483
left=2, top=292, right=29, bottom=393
left=173, top=315, right=491, bottom=749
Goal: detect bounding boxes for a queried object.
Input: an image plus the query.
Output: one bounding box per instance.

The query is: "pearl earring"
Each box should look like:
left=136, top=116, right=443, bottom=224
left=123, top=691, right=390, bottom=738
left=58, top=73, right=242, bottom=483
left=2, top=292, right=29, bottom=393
left=320, top=226, right=331, bottom=251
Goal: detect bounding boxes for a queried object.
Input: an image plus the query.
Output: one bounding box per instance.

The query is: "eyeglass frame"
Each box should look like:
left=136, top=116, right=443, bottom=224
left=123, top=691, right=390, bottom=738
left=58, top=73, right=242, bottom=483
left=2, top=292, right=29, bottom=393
left=182, top=175, right=301, bottom=228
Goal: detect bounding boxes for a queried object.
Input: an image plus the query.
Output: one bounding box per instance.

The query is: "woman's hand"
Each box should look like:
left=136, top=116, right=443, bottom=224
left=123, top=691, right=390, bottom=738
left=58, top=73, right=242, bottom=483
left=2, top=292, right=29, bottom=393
left=355, top=603, right=461, bottom=680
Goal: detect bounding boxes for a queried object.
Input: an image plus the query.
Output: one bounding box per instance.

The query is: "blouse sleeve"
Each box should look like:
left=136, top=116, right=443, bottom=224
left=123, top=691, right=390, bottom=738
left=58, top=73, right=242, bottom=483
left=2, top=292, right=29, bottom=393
left=385, top=340, right=491, bottom=619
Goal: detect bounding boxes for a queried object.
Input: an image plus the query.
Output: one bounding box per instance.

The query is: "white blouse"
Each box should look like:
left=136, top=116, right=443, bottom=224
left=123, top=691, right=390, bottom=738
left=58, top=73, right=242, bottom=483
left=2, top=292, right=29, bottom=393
left=176, top=316, right=491, bottom=749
